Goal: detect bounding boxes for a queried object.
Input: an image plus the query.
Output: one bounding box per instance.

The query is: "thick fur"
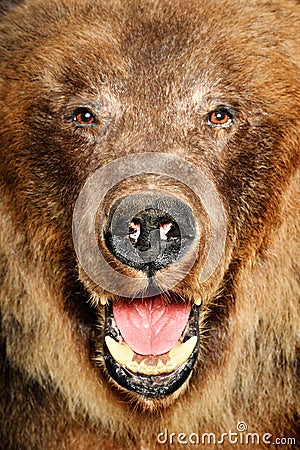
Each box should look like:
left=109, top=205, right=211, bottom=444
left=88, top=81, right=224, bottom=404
left=0, top=1, right=299, bottom=449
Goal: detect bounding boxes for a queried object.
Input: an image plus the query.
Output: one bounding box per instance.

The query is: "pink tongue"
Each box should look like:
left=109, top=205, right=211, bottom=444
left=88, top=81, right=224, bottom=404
left=113, top=296, right=191, bottom=356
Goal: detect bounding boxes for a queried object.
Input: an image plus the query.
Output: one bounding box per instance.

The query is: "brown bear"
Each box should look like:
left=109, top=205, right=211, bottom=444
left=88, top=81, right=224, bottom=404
left=0, top=0, right=299, bottom=449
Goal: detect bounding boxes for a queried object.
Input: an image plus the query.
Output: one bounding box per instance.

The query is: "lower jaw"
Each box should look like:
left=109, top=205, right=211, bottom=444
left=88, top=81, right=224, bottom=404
left=103, top=302, right=200, bottom=399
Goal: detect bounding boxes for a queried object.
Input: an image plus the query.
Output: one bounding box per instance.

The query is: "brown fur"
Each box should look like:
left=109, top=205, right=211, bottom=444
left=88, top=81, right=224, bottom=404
left=0, top=0, right=299, bottom=449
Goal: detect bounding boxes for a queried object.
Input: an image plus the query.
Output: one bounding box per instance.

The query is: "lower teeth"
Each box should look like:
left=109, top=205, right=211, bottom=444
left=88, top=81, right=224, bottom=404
left=105, top=335, right=197, bottom=375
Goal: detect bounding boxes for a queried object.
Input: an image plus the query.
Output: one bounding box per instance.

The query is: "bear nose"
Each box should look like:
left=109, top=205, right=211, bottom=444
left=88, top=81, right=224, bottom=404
left=103, top=194, right=196, bottom=276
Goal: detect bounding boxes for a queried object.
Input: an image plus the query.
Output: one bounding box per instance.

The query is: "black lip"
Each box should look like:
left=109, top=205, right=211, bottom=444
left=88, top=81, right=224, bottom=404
left=103, top=301, right=200, bottom=398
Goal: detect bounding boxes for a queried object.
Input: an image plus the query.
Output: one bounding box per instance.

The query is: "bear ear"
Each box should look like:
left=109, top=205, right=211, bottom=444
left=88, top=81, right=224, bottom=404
left=0, top=0, right=24, bottom=16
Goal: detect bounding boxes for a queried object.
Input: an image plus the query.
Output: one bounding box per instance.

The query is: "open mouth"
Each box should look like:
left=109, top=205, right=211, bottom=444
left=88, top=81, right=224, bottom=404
left=103, top=293, right=200, bottom=398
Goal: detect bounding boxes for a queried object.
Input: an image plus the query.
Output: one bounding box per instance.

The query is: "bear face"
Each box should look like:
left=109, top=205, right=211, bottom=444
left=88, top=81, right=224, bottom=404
left=0, top=1, right=299, bottom=449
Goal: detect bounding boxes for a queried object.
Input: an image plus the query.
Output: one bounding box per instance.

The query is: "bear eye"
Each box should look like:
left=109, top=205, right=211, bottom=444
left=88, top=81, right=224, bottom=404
left=73, top=107, right=97, bottom=126
left=208, top=108, right=233, bottom=127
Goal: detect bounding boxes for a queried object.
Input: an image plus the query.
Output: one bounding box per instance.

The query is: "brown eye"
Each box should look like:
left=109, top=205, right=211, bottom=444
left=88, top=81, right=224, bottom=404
left=73, top=108, right=96, bottom=126
left=208, top=108, right=233, bottom=127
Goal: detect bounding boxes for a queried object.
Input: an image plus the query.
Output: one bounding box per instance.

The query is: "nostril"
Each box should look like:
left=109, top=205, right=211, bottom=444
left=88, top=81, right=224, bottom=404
left=159, top=222, right=172, bottom=240
left=129, top=220, right=141, bottom=243
left=126, top=210, right=182, bottom=266
left=129, top=219, right=175, bottom=245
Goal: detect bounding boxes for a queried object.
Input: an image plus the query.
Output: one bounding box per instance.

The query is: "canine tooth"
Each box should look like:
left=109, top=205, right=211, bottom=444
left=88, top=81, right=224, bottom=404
left=194, top=298, right=202, bottom=306
left=169, top=336, right=197, bottom=366
left=100, top=298, right=108, bottom=305
left=105, top=336, right=134, bottom=365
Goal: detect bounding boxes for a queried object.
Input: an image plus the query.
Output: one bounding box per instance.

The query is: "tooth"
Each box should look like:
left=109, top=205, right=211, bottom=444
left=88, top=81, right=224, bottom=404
left=194, top=298, right=202, bottom=306
left=100, top=298, right=108, bottom=305
left=106, top=336, right=197, bottom=375
left=165, top=360, right=177, bottom=372
left=127, top=359, right=169, bottom=375
left=169, top=336, right=197, bottom=366
left=105, top=336, right=134, bottom=365
left=156, top=360, right=167, bottom=374
left=137, top=361, right=151, bottom=375
left=126, top=360, right=140, bottom=372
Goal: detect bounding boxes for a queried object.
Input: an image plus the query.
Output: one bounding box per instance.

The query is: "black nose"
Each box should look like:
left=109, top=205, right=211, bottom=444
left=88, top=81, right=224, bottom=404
left=103, top=193, right=196, bottom=276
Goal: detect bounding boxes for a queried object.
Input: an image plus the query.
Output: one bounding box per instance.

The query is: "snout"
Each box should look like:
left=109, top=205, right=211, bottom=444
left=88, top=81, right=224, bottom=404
left=73, top=154, right=227, bottom=398
left=103, top=193, right=197, bottom=276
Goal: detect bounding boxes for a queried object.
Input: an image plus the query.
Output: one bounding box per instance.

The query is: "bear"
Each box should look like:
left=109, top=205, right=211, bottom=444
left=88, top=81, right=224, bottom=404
left=0, top=0, right=299, bottom=449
